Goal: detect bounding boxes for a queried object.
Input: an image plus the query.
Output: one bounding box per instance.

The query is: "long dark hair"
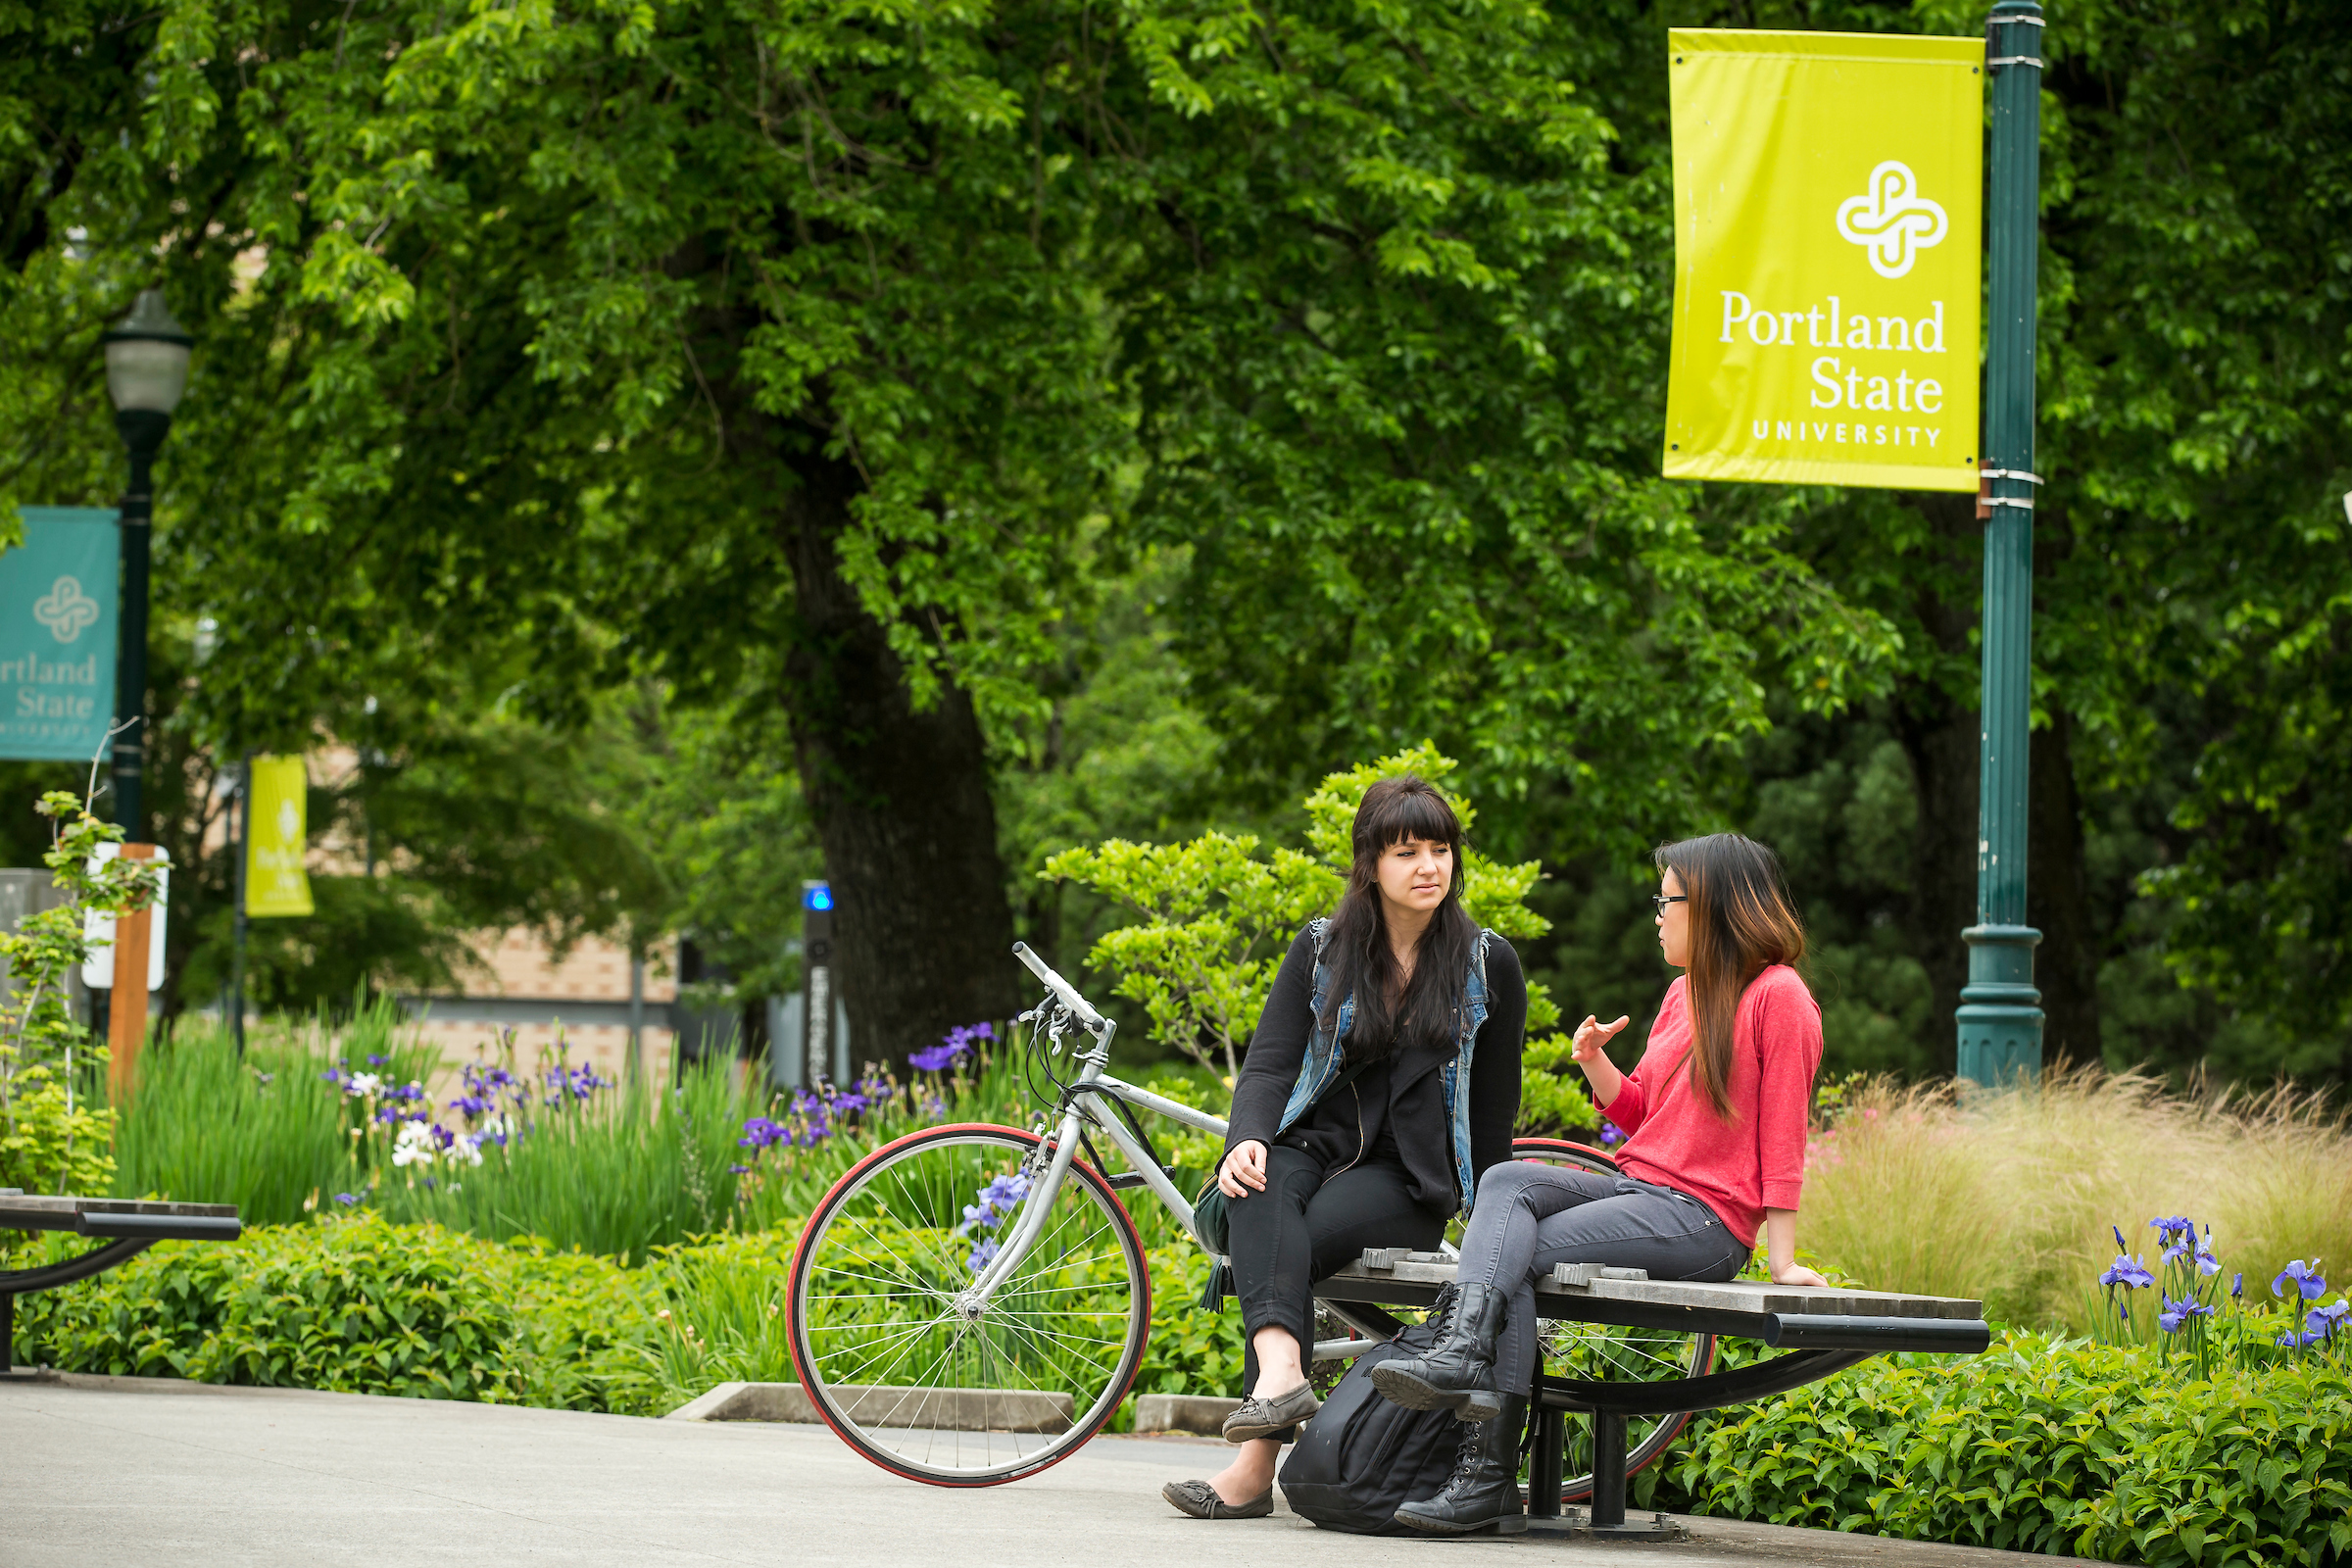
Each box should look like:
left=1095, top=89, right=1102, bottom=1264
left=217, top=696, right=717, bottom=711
left=1653, top=833, right=1807, bottom=1120
left=1316, top=776, right=1481, bottom=1060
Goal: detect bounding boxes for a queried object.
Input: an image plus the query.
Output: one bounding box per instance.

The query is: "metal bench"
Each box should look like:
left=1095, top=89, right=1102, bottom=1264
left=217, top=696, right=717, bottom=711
left=1311, top=1250, right=1989, bottom=1539
left=0, top=1191, right=243, bottom=1376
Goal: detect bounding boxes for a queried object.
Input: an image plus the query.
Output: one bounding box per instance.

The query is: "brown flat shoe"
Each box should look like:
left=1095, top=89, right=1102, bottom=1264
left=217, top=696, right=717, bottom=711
left=1162, top=1480, right=1274, bottom=1519
left=1221, top=1382, right=1321, bottom=1443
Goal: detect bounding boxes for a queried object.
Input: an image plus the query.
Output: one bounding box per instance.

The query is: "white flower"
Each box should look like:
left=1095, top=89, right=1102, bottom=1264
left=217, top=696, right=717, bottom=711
left=391, top=1121, right=436, bottom=1167
left=446, top=1133, right=484, bottom=1167
left=349, top=1073, right=384, bottom=1098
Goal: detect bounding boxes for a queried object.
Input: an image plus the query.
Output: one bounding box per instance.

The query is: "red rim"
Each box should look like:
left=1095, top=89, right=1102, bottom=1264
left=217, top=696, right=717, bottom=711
left=1509, top=1135, right=1622, bottom=1172
left=784, top=1122, right=1152, bottom=1488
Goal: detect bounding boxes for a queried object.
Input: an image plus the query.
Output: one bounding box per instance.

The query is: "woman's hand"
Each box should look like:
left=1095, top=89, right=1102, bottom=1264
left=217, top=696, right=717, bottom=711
left=1571, top=1014, right=1630, bottom=1067
left=1218, top=1140, right=1270, bottom=1199
left=1762, top=1210, right=1827, bottom=1287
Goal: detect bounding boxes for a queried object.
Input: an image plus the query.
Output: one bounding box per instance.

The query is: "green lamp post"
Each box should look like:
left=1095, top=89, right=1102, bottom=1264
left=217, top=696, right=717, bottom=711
left=100, top=289, right=193, bottom=842
left=1956, top=0, right=2046, bottom=1085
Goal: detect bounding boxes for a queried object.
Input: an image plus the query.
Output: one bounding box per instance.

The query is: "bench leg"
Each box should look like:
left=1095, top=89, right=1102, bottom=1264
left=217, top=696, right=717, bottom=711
left=1590, top=1409, right=1628, bottom=1528
left=2, top=1291, right=12, bottom=1374
left=1528, top=1403, right=1564, bottom=1520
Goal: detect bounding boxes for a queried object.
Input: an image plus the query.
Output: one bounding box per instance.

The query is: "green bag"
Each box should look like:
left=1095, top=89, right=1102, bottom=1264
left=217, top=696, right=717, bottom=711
left=1193, top=1177, right=1233, bottom=1256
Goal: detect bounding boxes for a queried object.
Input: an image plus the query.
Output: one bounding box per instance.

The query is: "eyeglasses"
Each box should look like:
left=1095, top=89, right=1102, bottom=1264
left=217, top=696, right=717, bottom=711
left=1651, top=895, right=1688, bottom=915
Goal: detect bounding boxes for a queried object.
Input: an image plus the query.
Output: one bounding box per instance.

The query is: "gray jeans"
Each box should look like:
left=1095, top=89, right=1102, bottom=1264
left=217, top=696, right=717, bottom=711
left=1455, top=1160, right=1748, bottom=1396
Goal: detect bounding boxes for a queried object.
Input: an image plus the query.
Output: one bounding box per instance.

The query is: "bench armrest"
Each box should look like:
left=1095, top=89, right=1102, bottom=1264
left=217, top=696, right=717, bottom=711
left=77, top=1212, right=244, bottom=1243
left=1763, top=1314, right=1991, bottom=1353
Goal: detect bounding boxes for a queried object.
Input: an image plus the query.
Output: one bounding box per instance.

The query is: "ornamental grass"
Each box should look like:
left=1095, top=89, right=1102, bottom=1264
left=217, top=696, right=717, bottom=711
left=1800, top=1067, right=2352, bottom=1331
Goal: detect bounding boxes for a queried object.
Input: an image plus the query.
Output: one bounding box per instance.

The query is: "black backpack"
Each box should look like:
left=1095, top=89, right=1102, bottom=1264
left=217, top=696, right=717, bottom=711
left=1279, top=1289, right=1473, bottom=1534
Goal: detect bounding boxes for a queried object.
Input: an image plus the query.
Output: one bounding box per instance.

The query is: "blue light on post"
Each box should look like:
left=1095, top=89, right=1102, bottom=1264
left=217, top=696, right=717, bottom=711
left=802, top=879, right=839, bottom=1083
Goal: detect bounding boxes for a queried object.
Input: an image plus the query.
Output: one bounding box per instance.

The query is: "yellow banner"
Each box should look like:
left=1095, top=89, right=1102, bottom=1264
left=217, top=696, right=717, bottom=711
left=1664, top=29, right=1984, bottom=491
left=246, top=755, right=315, bottom=917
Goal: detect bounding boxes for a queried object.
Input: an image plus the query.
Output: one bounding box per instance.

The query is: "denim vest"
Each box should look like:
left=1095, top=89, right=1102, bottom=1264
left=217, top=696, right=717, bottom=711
left=1272, top=917, right=1494, bottom=1215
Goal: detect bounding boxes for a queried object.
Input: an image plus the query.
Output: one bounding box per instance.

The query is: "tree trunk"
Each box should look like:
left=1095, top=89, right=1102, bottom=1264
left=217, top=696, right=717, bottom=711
left=2029, top=705, right=2102, bottom=1068
left=776, top=442, right=1021, bottom=1080
left=1893, top=677, right=1980, bottom=1078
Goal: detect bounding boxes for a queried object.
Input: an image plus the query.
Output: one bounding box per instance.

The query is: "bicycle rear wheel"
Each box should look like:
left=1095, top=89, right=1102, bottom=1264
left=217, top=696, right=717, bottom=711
left=1507, top=1137, right=1718, bottom=1504
left=786, top=1123, right=1151, bottom=1486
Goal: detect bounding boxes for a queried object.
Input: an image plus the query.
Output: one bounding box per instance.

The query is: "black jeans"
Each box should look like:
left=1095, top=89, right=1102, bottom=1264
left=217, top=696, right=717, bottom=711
left=1226, top=1145, right=1446, bottom=1394
left=1455, top=1160, right=1748, bottom=1396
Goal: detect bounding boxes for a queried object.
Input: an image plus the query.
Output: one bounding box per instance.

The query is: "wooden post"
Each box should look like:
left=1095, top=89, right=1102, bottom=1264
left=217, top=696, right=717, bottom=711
left=106, top=843, right=160, bottom=1102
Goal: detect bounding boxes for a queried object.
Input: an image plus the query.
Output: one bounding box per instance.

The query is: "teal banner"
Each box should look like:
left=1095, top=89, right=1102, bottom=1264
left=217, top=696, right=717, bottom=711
left=0, top=509, right=118, bottom=761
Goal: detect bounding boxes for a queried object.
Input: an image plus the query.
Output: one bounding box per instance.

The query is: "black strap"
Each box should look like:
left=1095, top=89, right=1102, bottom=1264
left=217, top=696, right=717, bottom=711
left=1317, top=1056, right=1378, bottom=1106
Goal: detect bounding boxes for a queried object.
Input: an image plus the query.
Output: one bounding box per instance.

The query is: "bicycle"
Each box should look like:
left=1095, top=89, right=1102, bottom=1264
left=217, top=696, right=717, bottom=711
left=785, top=943, right=1712, bottom=1494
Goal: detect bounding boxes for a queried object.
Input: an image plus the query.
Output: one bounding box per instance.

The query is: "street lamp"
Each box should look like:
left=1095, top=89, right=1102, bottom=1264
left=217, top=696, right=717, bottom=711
left=101, top=289, right=192, bottom=840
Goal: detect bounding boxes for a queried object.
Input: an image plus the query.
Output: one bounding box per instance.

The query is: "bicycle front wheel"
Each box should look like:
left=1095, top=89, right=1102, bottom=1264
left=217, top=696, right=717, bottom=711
left=786, top=1123, right=1151, bottom=1486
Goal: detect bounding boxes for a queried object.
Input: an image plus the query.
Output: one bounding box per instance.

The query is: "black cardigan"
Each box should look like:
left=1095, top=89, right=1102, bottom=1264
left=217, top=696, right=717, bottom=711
left=1224, top=927, right=1526, bottom=1216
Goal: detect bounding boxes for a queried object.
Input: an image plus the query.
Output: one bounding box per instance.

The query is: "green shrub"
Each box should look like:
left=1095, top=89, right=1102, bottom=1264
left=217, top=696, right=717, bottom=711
left=9, top=1215, right=660, bottom=1411
left=1134, top=1244, right=1247, bottom=1400
left=636, top=1229, right=800, bottom=1409
left=1646, top=1330, right=2352, bottom=1566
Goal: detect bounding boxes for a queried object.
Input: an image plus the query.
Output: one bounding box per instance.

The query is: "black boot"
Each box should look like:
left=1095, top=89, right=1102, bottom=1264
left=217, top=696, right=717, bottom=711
left=1394, top=1393, right=1528, bottom=1534
left=1370, top=1282, right=1507, bottom=1420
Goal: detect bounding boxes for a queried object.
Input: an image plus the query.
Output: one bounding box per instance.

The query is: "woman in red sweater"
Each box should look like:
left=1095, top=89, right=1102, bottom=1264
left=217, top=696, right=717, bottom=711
left=1371, top=832, right=1826, bottom=1534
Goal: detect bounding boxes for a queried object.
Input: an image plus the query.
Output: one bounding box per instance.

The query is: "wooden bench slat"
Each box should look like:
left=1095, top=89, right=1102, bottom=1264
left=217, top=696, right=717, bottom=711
left=0, top=1196, right=240, bottom=1229
left=1322, top=1258, right=1982, bottom=1320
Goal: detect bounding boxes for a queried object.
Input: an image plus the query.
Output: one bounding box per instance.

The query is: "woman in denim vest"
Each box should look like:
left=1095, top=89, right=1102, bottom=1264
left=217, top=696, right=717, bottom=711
left=1161, top=776, right=1526, bottom=1521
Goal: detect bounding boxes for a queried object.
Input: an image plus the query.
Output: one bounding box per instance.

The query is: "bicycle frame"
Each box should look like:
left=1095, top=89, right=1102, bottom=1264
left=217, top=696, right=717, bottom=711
left=971, top=944, right=1394, bottom=1363
left=968, top=945, right=1220, bottom=1300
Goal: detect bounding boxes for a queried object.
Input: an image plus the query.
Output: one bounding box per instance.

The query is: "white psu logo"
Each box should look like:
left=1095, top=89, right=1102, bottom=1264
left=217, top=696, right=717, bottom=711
left=32, top=576, right=100, bottom=644
left=1837, top=161, right=1949, bottom=279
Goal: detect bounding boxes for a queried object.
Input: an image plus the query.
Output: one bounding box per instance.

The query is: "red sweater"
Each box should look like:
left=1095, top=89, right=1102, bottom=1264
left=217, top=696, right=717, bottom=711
left=1602, top=965, right=1822, bottom=1250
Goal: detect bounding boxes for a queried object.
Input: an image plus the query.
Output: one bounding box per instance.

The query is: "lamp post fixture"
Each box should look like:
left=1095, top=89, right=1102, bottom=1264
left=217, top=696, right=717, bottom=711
left=1956, top=1, right=2046, bottom=1086
left=100, top=289, right=192, bottom=841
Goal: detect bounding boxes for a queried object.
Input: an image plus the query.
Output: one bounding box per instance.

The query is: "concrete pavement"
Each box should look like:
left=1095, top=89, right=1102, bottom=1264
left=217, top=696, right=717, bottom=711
left=0, top=1373, right=2074, bottom=1567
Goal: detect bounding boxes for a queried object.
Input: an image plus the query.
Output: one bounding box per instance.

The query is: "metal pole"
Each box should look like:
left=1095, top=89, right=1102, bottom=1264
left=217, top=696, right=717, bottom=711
left=231, top=754, right=249, bottom=1057
left=627, top=950, right=645, bottom=1081
left=110, top=412, right=167, bottom=839
left=1957, top=0, right=2046, bottom=1086
left=802, top=881, right=833, bottom=1087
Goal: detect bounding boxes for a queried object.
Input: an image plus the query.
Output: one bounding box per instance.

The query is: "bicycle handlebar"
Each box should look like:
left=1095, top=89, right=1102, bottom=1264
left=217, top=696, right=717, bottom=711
left=1010, top=942, right=1106, bottom=1031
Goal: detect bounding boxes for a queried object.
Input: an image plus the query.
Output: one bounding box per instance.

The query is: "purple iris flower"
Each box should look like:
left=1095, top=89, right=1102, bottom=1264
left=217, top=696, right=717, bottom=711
left=967, top=1238, right=1001, bottom=1274
left=2100, top=1253, right=2156, bottom=1290
left=2308, top=1300, right=2350, bottom=1342
left=727, top=1163, right=751, bottom=1175
left=2231, top=1272, right=2244, bottom=1300
left=333, top=1193, right=360, bottom=1205
left=957, top=1172, right=1032, bottom=1237
left=2151, top=1216, right=2195, bottom=1262
left=738, top=1117, right=788, bottom=1151
left=2273, top=1260, right=2328, bottom=1300
left=2158, top=1296, right=2216, bottom=1334
left=1599, top=1121, right=1623, bottom=1148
